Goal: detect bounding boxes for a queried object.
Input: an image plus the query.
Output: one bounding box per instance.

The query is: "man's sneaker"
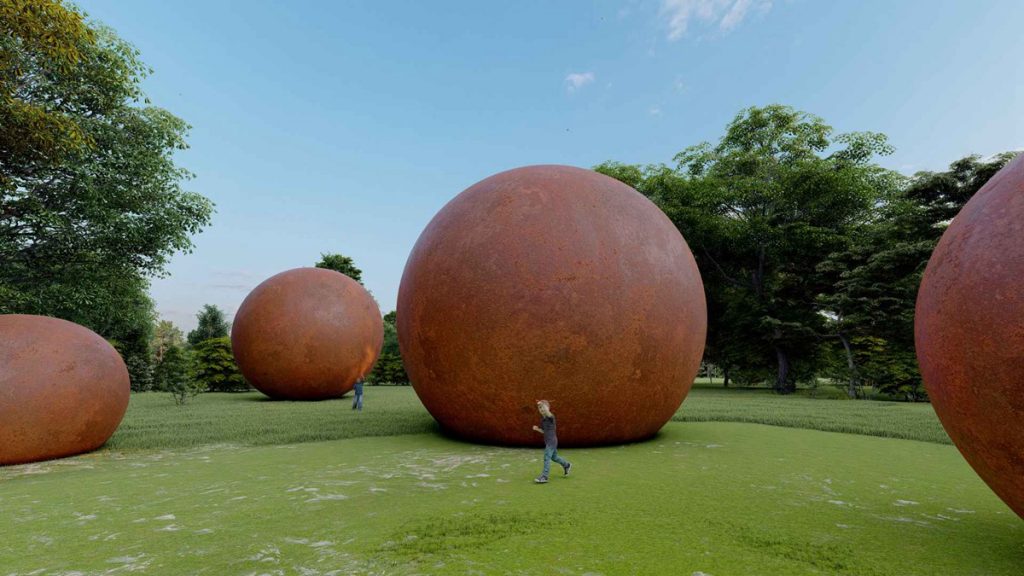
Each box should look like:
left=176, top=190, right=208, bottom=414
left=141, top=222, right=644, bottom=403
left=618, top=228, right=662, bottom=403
left=563, top=462, right=572, bottom=477
left=534, top=475, right=549, bottom=484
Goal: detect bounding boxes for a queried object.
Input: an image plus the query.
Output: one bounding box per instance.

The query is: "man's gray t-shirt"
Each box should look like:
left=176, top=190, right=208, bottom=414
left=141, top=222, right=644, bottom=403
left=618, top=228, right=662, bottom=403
left=540, top=415, right=557, bottom=448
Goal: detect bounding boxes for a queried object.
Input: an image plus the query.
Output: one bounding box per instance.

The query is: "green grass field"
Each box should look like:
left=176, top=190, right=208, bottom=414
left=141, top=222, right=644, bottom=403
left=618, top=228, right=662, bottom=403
left=105, top=383, right=951, bottom=452
left=677, top=383, right=951, bottom=444
left=2, top=386, right=1020, bottom=574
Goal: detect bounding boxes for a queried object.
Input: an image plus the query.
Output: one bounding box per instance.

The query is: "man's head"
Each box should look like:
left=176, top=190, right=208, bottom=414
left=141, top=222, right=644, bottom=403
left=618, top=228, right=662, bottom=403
left=536, top=399, right=553, bottom=417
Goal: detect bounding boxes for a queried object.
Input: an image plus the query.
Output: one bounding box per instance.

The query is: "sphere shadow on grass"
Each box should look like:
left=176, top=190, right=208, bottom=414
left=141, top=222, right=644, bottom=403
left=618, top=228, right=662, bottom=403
left=247, top=393, right=353, bottom=403
left=430, top=421, right=668, bottom=450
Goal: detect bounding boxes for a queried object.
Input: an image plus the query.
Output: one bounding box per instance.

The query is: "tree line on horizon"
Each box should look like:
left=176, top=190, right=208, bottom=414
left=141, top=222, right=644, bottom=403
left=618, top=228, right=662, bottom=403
left=596, top=105, right=1016, bottom=400
left=3, top=2, right=1015, bottom=402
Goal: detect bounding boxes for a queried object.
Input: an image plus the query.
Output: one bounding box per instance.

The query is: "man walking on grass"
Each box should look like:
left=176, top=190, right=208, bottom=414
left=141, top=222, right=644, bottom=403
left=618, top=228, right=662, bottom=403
left=532, top=399, right=571, bottom=483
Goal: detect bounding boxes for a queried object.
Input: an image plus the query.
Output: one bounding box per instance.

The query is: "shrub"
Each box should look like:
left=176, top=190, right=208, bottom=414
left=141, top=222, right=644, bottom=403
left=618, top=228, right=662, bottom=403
left=154, top=344, right=201, bottom=405
left=192, top=337, right=249, bottom=392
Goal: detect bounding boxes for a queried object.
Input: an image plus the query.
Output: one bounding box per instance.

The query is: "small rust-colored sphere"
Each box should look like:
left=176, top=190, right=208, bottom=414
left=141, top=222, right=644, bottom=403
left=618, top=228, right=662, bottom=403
left=231, top=268, right=383, bottom=400
left=916, top=153, right=1024, bottom=519
left=0, top=315, right=130, bottom=465
left=398, top=165, right=707, bottom=447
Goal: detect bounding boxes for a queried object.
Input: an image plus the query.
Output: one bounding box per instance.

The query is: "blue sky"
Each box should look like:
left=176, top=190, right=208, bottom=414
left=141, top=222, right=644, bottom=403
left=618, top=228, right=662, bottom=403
left=75, top=0, right=1023, bottom=331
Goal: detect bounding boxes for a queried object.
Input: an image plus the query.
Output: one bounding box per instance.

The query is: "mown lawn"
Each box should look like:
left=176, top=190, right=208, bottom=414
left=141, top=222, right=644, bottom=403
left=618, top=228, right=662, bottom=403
left=4, top=384, right=1015, bottom=575
left=676, top=383, right=950, bottom=444
left=105, top=384, right=950, bottom=452
left=1, top=423, right=1019, bottom=575
left=105, top=387, right=437, bottom=451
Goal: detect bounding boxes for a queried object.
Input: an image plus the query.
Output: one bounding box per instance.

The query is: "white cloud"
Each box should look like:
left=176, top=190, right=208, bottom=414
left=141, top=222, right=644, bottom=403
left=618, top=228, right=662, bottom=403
left=565, top=72, right=595, bottom=93
left=649, top=106, right=662, bottom=116
left=661, top=0, right=772, bottom=40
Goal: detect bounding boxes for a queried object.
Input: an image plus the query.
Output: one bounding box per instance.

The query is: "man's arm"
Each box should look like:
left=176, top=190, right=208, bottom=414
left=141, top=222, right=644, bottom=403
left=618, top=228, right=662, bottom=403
left=532, top=425, right=544, bottom=434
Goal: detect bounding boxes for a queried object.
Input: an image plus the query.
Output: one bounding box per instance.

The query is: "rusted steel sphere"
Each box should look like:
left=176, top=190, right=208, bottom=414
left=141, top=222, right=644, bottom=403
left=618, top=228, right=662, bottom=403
left=0, top=315, right=130, bottom=466
left=916, top=153, right=1024, bottom=519
left=231, top=268, right=383, bottom=400
left=397, top=165, right=707, bottom=447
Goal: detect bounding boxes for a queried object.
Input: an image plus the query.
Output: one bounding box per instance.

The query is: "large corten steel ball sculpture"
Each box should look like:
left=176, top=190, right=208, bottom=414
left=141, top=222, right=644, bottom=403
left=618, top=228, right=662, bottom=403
left=232, top=268, right=383, bottom=400
left=916, top=153, right=1024, bottom=519
left=0, top=315, right=130, bottom=465
left=398, top=165, right=707, bottom=447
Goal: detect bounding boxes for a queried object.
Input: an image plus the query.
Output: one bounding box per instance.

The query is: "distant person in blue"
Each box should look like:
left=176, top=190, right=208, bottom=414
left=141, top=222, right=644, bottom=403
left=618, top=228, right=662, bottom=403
left=352, top=377, right=364, bottom=411
left=532, top=399, right=571, bottom=483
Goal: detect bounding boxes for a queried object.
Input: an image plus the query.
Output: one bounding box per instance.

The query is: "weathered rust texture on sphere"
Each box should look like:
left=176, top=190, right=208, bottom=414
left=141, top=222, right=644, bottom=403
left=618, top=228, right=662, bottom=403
left=916, top=153, right=1024, bottom=519
left=231, top=268, right=383, bottom=400
left=0, top=315, right=130, bottom=465
left=397, top=165, right=707, bottom=447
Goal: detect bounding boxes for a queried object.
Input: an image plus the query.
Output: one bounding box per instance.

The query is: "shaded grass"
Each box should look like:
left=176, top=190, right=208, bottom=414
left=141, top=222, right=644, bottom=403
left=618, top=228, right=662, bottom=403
left=107, top=384, right=950, bottom=452
left=105, top=388, right=436, bottom=451
left=676, top=385, right=951, bottom=444
left=1, top=423, right=1018, bottom=575
left=379, top=511, right=555, bottom=557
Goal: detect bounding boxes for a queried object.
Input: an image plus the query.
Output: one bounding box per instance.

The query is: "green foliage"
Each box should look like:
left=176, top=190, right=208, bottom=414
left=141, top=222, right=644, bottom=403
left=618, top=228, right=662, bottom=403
left=1, top=0, right=95, bottom=175
left=816, top=152, right=1017, bottom=400
left=154, top=344, right=200, bottom=404
left=92, top=274, right=156, bottom=392
left=600, top=105, right=895, bottom=394
left=315, top=252, right=363, bottom=283
left=0, top=1, right=213, bottom=362
left=151, top=319, right=184, bottom=363
left=599, top=104, right=1016, bottom=401
left=368, top=311, right=409, bottom=384
left=191, top=336, right=248, bottom=392
left=187, top=304, right=230, bottom=346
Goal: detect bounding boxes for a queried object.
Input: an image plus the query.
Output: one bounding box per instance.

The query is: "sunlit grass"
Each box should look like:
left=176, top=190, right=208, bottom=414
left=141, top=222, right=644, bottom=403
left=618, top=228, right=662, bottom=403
left=2, top=424, right=1016, bottom=575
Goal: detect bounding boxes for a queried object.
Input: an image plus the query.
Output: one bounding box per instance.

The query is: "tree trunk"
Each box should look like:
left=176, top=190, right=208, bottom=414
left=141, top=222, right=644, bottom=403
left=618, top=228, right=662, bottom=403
left=774, top=346, right=794, bottom=394
left=838, top=333, right=859, bottom=399
left=723, top=366, right=730, bottom=388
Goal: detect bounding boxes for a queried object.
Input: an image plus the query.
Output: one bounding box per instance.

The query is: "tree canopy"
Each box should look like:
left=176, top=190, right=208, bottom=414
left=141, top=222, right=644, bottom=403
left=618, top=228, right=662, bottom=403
left=597, top=104, right=1015, bottom=398
left=600, top=105, right=898, bottom=393
left=315, top=252, right=363, bottom=283
left=187, top=304, right=230, bottom=346
left=1, top=0, right=214, bottom=389
left=368, top=311, right=409, bottom=384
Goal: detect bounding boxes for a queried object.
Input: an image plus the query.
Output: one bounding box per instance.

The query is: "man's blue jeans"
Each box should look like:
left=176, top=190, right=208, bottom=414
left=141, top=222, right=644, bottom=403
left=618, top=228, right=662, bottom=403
left=542, top=446, right=569, bottom=477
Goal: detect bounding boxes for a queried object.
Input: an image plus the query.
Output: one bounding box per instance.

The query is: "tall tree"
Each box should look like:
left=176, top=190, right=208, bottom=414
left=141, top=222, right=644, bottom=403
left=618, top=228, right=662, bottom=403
left=187, top=304, right=230, bottom=346
left=368, top=311, right=409, bottom=384
left=155, top=343, right=201, bottom=404
left=191, top=336, right=248, bottom=392
left=315, top=253, right=363, bottom=283
left=1, top=0, right=94, bottom=179
left=817, top=152, right=1017, bottom=400
left=593, top=161, right=761, bottom=386
left=600, top=105, right=893, bottom=393
left=0, top=0, right=214, bottom=371
left=152, top=319, right=185, bottom=363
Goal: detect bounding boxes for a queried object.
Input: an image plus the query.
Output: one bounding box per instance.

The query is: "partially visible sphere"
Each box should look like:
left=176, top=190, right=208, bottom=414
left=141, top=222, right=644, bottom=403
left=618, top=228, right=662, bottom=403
left=0, top=315, right=130, bottom=465
left=916, top=153, right=1024, bottom=519
left=397, top=165, right=707, bottom=447
left=232, top=268, right=383, bottom=400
